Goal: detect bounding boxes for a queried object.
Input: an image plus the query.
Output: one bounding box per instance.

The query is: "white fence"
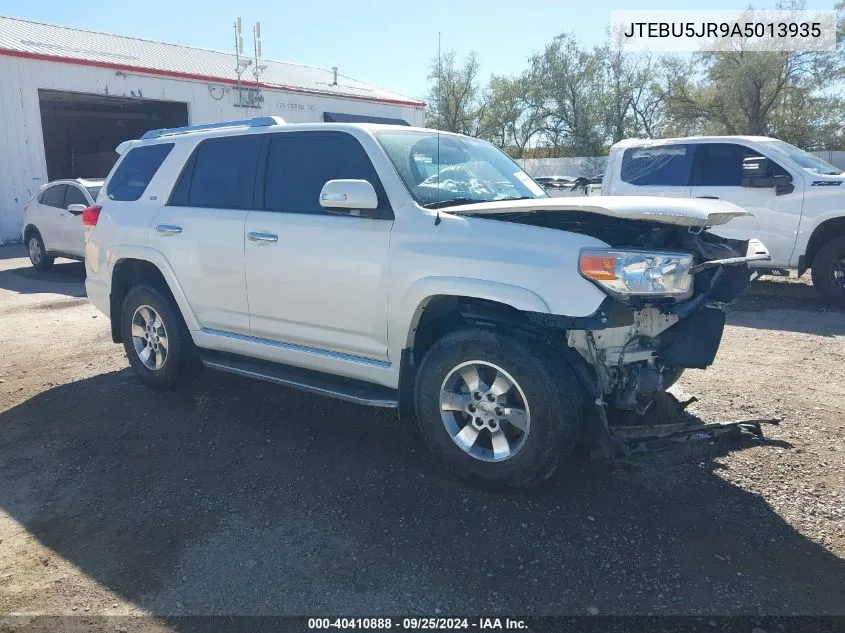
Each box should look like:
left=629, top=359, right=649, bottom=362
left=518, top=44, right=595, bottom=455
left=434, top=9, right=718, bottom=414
left=520, top=151, right=845, bottom=178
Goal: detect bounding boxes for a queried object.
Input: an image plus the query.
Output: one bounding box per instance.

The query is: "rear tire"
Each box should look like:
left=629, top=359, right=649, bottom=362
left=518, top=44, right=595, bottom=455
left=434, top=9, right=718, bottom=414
left=811, top=236, right=845, bottom=307
left=121, top=284, right=197, bottom=391
left=27, top=231, right=54, bottom=271
left=414, top=328, right=583, bottom=490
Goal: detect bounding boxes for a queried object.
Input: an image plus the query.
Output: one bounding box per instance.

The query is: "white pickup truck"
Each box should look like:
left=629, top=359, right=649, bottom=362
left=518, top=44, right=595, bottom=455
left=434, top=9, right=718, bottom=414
left=602, top=136, right=845, bottom=306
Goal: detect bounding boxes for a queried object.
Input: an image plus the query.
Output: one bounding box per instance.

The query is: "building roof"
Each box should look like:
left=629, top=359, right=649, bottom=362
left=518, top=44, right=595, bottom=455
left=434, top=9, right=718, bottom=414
left=0, top=15, right=424, bottom=107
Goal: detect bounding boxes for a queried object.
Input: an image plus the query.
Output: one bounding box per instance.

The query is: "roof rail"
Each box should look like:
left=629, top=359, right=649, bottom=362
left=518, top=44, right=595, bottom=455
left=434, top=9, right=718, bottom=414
left=140, top=116, right=286, bottom=140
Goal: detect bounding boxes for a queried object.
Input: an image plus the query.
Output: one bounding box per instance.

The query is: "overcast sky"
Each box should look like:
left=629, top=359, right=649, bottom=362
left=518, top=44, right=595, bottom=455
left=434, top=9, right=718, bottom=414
left=1, top=0, right=836, bottom=100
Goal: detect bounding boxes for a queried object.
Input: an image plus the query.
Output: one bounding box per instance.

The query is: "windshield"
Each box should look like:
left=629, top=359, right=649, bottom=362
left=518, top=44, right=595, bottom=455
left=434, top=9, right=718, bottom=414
left=760, top=139, right=841, bottom=175
left=374, top=130, right=547, bottom=208
left=86, top=186, right=102, bottom=200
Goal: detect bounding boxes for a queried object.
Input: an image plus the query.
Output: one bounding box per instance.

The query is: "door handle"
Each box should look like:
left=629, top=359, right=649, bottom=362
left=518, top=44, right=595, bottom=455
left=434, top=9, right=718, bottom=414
left=155, top=224, right=182, bottom=235
left=247, top=231, right=278, bottom=243
left=697, top=195, right=719, bottom=199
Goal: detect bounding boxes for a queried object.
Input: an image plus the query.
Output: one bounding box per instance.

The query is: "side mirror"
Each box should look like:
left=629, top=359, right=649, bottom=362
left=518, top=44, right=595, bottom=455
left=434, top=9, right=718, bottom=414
left=741, top=156, right=793, bottom=195
left=66, top=203, right=87, bottom=215
left=319, top=179, right=381, bottom=216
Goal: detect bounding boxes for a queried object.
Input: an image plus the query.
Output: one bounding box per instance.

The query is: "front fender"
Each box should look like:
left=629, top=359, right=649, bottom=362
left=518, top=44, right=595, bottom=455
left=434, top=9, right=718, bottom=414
left=393, top=276, right=551, bottom=352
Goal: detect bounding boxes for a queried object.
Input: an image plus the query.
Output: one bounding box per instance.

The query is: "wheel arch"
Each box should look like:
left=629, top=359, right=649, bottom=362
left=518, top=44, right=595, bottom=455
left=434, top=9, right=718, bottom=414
left=23, top=224, right=40, bottom=242
left=109, top=255, right=198, bottom=343
left=395, top=282, right=598, bottom=419
left=801, top=216, right=845, bottom=275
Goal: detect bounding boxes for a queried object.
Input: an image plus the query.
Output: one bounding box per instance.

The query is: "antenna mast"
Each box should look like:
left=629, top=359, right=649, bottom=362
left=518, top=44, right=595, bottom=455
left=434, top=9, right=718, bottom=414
left=435, top=30, right=441, bottom=221
left=252, top=21, right=267, bottom=90
left=233, top=17, right=252, bottom=107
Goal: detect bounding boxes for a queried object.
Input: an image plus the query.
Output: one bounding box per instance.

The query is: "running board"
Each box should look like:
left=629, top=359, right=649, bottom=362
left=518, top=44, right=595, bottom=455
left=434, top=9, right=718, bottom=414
left=200, top=351, right=398, bottom=408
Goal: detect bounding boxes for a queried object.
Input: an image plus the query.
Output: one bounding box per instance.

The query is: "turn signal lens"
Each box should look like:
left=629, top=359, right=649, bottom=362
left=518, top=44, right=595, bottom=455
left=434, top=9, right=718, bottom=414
left=82, top=205, right=102, bottom=227
left=580, top=254, right=619, bottom=281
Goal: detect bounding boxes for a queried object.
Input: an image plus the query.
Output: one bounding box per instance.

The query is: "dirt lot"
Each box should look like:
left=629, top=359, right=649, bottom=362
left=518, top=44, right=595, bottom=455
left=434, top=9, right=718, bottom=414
left=1, top=244, right=844, bottom=627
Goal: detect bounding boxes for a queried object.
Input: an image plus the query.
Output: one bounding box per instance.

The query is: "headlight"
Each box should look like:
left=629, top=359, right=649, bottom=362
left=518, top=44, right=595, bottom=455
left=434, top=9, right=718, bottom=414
left=579, top=249, right=694, bottom=300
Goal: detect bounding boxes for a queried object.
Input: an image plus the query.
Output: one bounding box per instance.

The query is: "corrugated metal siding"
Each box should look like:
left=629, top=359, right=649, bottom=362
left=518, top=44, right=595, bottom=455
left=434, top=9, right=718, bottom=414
left=0, top=54, right=425, bottom=242
left=0, top=15, right=423, bottom=106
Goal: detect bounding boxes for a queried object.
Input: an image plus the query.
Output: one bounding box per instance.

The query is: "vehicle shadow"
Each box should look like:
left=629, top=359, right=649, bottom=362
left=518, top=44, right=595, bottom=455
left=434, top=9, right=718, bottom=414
left=0, top=260, right=86, bottom=298
left=0, top=243, right=27, bottom=260
left=1, top=369, right=844, bottom=617
left=728, top=278, right=845, bottom=336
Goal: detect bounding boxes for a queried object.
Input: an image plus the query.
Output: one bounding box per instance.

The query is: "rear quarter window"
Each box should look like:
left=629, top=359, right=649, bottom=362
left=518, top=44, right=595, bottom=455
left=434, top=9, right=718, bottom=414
left=107, top=144, right=174, bottom=202
left=621, top=145, right=694, bottom=186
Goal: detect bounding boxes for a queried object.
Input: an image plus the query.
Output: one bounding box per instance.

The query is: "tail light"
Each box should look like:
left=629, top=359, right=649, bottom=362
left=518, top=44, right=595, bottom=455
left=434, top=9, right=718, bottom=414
left=82, top=205, right=102, bottom=227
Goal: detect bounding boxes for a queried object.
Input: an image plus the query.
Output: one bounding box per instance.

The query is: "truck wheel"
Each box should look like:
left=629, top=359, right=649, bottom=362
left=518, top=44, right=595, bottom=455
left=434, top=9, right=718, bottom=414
left=27, top=231, right=54, bottom=271
left=121, top=284, right=197, bottom=391
left=811, top=236, right=845, bottom=307
left=414, top=328, right=583, bottom=489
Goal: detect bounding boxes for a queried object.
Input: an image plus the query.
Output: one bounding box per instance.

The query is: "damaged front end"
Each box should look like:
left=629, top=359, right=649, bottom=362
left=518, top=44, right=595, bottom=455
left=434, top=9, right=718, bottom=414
left=474, top=208, right=773, bottom=454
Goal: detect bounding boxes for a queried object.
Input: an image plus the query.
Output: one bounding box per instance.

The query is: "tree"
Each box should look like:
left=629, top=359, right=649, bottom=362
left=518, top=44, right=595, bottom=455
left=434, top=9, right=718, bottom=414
left=420, top=2, right=845, bottom=156
left=597, top=45, right=666, bottom=142
left=479, top=73, right=543, bottom=157
left=529, top=34, right=607, bottom=156
left=425, top=51, right=485, bottom=135
left=663, top=2, right=842, bottom=141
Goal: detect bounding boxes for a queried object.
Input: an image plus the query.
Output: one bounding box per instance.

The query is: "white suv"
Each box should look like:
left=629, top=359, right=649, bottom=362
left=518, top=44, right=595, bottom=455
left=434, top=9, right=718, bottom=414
left=84, top=117, right=769, bottom=488
left=22, top=178, right=103, bottom=269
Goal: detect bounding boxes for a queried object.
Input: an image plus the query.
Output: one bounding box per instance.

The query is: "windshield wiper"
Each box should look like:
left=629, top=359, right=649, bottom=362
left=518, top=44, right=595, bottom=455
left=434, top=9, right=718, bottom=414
left=421, top=198, right=483, bottom=209
left=495, top=196, right=537, bottom=202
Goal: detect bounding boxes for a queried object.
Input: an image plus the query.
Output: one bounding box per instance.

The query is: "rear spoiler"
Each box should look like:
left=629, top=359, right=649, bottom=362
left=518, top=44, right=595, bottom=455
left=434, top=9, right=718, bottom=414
left=115, top=140, right=136, bottom=155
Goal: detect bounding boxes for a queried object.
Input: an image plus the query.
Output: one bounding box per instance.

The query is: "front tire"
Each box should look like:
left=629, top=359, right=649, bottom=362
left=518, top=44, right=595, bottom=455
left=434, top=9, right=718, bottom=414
left=414, top=328, right=583, bottom=489
left=811, top=236, right=845, bottom=307
left=121, top=285, right=196, bottom=391
left=27, top=231, right=54, bottom=271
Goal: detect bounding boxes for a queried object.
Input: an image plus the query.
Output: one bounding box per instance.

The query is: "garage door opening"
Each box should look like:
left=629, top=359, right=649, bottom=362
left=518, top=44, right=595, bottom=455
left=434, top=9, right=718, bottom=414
left=38, top=90, right=188, bottom=181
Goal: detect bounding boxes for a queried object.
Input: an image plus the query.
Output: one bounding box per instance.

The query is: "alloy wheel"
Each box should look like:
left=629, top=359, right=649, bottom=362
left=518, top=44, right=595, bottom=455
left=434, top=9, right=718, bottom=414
left=28, top=237, right=42, bottom=265
left=439, top=360, right=531, bottom=462
left=131, top=305, right=169, bottom=370
left=829, top=255, right=845, bottom=290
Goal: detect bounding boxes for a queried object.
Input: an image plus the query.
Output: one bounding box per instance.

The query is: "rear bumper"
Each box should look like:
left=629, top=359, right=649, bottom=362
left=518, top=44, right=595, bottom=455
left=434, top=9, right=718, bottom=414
left=85, top=276, right=110, bottom=317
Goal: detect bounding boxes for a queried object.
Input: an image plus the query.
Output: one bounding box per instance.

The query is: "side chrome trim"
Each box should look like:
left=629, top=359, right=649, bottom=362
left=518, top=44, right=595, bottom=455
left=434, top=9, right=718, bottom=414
left=201, top=328, right=391, bottom=368
left=201, top=358, right=398, bottom=408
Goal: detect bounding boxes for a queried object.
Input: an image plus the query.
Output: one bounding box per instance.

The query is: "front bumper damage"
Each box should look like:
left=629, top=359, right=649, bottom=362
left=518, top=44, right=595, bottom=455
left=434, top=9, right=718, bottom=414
left=467, top=203, right=777, bottom=456
left=565, top=237, right=778, bottom=458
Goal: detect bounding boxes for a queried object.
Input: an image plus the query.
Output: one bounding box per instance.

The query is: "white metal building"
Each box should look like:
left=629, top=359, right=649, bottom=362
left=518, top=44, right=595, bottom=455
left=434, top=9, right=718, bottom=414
left=0, top=15, right=425, bottom=242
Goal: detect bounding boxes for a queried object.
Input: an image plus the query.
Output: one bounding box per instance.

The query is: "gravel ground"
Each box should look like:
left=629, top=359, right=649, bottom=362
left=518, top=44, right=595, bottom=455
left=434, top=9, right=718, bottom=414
left=0, top=244, right=843, bottom=629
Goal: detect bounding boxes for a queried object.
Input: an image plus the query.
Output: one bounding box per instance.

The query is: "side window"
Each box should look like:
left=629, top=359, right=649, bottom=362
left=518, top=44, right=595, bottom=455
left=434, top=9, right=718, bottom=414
left=263, top=132, right=389, bottom=214
left=621, top=145, right=694, bottom=186
left=107, top=143, right=174, bottom=202
left=182, top=136, right=263, bottom=209
left=64, top=186, right=88, bottom=208
left=692, top=143, right=754, bottom=186
left=39, top=185, right=67, bottom=208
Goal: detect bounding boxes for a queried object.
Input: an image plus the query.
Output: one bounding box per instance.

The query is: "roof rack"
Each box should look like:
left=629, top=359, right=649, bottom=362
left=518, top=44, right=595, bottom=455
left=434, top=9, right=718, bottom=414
left=140, top=116, right=286, bottom=140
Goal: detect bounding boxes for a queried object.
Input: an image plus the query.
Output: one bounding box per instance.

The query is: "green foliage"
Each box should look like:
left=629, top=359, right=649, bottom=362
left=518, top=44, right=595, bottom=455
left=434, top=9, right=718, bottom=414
left=424, top=2, right=845, bottom=155
left=424, top=51, right=485, bottom=136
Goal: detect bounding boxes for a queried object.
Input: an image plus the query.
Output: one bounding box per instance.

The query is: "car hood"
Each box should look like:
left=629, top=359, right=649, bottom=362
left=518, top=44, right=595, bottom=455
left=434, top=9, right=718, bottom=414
left=447, top=196, right=752, bottom=227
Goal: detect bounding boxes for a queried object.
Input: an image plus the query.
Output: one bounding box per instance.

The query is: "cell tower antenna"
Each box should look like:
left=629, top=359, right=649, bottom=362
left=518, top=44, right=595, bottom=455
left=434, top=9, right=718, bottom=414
left=253, top=21, right=267, bottom=88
